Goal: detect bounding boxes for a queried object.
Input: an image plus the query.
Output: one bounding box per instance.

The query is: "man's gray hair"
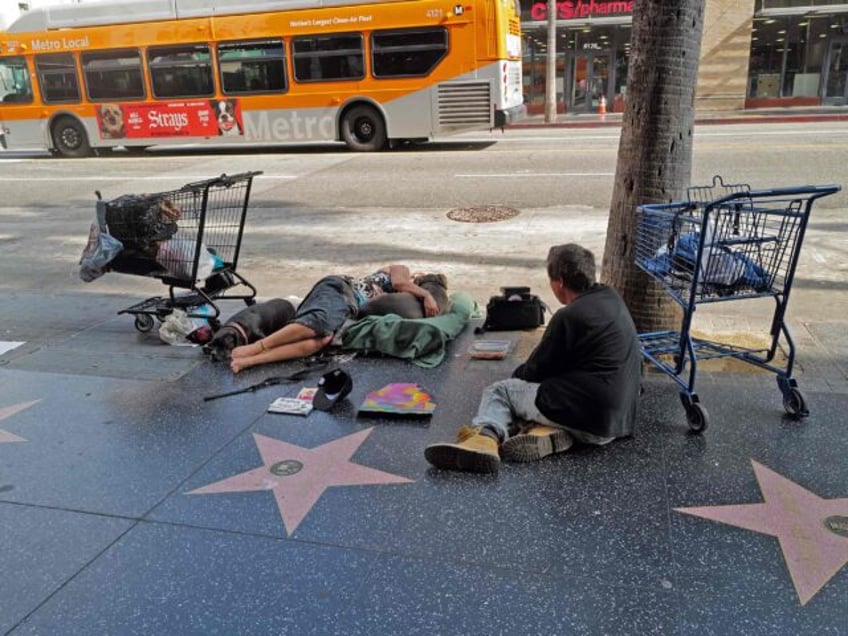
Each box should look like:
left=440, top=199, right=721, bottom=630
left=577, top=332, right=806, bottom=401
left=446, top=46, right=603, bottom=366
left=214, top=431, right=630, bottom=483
left=546, top=244, right=596, bottom=293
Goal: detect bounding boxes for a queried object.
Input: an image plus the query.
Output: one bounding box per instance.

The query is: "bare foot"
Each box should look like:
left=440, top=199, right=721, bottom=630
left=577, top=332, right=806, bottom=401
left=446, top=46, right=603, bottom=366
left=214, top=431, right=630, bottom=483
left=230, top=354, right=260, bottom=374
left=231, top=341, right=263, bottom=359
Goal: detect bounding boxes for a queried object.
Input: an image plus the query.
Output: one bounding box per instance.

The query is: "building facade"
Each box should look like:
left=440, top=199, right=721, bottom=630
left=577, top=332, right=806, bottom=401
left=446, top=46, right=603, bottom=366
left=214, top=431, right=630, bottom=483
left=521, top=0, right=848, bottom=114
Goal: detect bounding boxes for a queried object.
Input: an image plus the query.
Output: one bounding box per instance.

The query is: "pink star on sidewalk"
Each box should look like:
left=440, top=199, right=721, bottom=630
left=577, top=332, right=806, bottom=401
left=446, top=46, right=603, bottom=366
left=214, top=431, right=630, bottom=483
left=676, top=459, right=848, bottom=605
left=0, top=400, right=39, bottom=443
left=187, top=428, right=412, bottom=535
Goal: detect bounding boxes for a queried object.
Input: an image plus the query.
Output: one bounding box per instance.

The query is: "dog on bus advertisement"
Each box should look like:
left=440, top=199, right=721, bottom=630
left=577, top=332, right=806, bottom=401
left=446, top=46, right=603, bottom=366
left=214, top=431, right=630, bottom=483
left=209, top=98, right=244, bottom=136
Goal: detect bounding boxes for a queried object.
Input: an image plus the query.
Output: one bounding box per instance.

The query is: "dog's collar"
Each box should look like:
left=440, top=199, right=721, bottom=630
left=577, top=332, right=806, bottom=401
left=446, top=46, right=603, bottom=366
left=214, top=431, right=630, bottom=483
left=230, top=322, right=249, bottom=345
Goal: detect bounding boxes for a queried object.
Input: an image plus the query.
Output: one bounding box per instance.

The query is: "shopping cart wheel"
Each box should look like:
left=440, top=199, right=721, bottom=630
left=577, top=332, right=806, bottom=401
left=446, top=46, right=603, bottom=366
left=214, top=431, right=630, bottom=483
left=679, top=393, right=709, bottom=433
left=783, top=388, right=809, bottom=418
left=685, top=403, right=709, bottom=433
left=134, top=314, right=155, bottom=333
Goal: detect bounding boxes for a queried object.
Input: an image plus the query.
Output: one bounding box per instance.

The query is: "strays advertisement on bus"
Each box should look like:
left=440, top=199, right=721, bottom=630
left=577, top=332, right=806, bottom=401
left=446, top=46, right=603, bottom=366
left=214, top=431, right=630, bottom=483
left=96, top=100, right=243, bottom=139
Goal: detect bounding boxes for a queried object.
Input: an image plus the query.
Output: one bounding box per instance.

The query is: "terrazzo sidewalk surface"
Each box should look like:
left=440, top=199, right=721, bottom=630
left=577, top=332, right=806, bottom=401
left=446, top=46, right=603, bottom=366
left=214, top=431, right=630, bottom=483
left=1, top=287, right=846, bottom=635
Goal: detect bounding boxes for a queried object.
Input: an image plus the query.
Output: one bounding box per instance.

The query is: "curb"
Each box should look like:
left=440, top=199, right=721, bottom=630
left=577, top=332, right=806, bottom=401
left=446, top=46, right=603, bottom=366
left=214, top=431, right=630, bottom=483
left=506, top=113, right=848, bottom=130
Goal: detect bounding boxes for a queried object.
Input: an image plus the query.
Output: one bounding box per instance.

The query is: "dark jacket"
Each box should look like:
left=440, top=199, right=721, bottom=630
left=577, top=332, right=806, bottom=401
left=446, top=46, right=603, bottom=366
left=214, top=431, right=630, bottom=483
left=512, top=284, right=641, bottom=438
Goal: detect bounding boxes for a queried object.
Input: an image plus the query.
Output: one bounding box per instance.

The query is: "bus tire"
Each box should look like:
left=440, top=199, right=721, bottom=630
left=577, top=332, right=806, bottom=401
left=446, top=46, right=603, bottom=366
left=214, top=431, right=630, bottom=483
left=51, top=116, right=91, bottom=158
left=341, top=105, right=386, bottom=152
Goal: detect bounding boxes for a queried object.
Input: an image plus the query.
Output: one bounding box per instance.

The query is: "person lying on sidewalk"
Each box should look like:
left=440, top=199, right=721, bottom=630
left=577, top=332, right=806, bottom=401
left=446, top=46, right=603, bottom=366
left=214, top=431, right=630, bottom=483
left=424, top=243, right=642, bottom=474
left=230, top=264, right=441, bottom=373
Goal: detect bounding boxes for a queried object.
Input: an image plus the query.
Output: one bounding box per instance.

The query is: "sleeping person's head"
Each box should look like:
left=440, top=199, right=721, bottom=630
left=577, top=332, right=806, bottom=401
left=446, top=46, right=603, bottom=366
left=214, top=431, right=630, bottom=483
left=360, top=273, right=450, bottom=319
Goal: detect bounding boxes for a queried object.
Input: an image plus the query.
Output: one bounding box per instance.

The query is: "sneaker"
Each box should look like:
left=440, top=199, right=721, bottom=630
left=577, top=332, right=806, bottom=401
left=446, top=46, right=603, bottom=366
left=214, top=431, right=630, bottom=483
left=424, top=426, right=500, bottom=473
left=500, top=425, right=573, bottom=463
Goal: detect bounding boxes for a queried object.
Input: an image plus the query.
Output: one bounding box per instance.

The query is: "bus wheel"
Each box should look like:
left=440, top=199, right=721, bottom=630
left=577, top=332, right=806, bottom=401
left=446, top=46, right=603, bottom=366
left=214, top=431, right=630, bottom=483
left=341, top=105, right=386, bottom=152
left=52, top=117, right=91, bottom=158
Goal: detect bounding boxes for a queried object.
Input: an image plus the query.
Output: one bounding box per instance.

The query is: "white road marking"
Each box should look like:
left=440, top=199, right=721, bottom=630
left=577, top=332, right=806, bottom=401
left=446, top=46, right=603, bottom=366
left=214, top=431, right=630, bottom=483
left=455, top=172, right=614, bottom=177
left=0, top=341, right=25, bottom=356
left=0, top=175, right=297, bottom=181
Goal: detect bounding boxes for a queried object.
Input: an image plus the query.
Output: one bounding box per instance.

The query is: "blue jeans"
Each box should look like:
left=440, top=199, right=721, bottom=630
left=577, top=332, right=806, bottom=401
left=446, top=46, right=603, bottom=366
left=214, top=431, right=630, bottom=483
left=471, top=378, right=615, bottom=446
left=293, top=275, right=358, bottom=336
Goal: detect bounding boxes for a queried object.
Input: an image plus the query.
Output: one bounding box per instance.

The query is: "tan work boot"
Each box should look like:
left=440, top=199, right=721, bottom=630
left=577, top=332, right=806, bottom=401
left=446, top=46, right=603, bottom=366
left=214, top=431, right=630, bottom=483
left=500, top=425, right=573, bottom=463
left=424, top=426, right=500, bottom=473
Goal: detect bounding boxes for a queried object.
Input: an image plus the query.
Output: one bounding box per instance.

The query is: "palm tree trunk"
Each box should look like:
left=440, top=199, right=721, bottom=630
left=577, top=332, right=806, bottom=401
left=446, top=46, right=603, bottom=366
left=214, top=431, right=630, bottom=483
left=601, top=0, right=706, bottom=332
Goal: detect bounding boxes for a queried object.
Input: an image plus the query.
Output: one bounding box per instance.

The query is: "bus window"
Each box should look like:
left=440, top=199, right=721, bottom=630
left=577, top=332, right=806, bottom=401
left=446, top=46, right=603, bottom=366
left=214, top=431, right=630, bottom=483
left=292, top=34, right=365, bottom=82
left=218, top=39, right=287, bottom=94
left=0, top=56, right=33, bottom=104
left=81, top=50, right=145, bottom=101
left=148, top=44, right=214, bottom=98
left=371, top=28, right=448, bottom=78
left=36, top=53, right=81, bottom=103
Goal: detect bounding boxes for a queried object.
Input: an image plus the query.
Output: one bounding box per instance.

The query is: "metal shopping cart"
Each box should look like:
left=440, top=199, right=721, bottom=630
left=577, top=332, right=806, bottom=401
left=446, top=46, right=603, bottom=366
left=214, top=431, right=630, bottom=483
left=100, top=171, right=262, bottom=333
left=634, top=176, right=840, bottom=432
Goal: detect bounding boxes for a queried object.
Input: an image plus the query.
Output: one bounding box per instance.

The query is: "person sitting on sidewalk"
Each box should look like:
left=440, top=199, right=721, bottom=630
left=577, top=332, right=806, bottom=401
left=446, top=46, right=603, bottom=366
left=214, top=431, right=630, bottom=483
left=424, top=243, right=642, bottom=473
left=230, top=264, right=440, bottom=373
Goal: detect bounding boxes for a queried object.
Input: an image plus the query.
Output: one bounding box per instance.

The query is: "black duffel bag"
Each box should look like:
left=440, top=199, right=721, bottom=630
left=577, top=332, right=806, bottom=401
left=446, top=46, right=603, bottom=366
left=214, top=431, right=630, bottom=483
left=479, top=286, right=548, bottom=331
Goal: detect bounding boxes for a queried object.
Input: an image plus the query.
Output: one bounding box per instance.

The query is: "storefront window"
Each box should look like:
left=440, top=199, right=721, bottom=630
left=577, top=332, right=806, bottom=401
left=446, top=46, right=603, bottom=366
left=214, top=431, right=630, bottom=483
left=522, top=29, right=573, bottom=108
left=784, top=17, right=830, bottom=96
left=522, top=24, right=630, bottom=113
left=749, top=17, right=789, bottom=97
left=749, top=14, right=834, bottom=98
left=757, top=0, right=848, bottom=8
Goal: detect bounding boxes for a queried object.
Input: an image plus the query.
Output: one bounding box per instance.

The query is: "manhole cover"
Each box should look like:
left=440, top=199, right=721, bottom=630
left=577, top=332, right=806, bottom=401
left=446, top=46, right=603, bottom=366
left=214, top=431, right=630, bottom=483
left=447, top=205, right=520, bottom=223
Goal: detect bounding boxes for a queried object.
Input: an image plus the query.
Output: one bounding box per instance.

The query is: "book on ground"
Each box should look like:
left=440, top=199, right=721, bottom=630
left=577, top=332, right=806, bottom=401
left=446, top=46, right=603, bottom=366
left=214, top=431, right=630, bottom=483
left=358, top=383, right=436, bottom=416
left=268, top=395, right=313, bottom=416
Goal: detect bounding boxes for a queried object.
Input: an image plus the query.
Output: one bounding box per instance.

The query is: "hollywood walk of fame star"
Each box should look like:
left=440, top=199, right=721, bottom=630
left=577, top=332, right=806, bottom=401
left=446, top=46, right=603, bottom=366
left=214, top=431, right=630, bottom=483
left=0, top=400, right=40, bottom=443
left=187, top=428, right=412, bottom=535
left=676, top=459, right=848, bottom=605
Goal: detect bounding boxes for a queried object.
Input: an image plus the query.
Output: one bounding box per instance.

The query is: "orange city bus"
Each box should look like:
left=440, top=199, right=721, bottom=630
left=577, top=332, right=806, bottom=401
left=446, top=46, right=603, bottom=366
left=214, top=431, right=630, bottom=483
left=0, top=0, right=524, bottom=156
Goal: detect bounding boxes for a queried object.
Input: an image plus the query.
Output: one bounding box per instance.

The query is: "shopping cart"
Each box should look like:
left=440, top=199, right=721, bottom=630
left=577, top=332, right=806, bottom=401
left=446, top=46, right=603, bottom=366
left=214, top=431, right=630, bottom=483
left=634, top=176, right=840, bottom=432
left=99, top=171, right=262, bottom=333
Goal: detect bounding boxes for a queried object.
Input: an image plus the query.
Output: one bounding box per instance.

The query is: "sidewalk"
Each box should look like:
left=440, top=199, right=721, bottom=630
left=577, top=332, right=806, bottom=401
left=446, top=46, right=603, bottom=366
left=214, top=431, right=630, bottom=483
left=1, top=159, right=847, bottom=632
left=508, top=105, right=848, bottom=129
left=2, top=283, right=846, bottom=634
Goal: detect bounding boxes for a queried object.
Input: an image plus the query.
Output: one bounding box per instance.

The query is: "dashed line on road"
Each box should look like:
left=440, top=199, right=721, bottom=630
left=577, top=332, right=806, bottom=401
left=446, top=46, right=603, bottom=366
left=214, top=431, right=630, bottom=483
left=454, top=172, right=614, bottom=177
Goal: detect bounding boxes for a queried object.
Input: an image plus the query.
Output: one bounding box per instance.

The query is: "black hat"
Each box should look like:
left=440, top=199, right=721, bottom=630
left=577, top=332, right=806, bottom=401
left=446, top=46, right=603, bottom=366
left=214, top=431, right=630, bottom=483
left=313, top=369, right=353, bottom=411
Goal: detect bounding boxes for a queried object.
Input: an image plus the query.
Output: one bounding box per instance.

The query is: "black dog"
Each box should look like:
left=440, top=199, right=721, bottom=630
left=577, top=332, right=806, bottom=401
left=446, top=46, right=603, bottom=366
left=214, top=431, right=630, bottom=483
left=203, top=298, right=296, bottom=362
left=357, top=273, right=449, bottom=319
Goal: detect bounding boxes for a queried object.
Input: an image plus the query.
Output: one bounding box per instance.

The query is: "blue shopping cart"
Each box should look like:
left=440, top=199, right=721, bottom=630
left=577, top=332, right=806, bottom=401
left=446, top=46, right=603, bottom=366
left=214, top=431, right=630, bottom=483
left=634, top=176, right=840, bottom=432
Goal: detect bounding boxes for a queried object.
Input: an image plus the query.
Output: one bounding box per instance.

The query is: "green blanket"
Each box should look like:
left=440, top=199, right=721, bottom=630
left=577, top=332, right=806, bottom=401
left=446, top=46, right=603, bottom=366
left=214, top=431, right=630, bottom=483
left=341, top=292, right=475, bottom=368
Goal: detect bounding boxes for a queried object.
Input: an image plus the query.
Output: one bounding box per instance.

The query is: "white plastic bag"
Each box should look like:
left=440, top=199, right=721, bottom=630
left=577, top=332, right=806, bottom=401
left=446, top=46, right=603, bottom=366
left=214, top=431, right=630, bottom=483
left=158, top=306, right=215, bottom=345
left=700, top=220, right=743, bottom=287
left=159, top=309, right=196, bottom=345
left=156, top=236, right=215, bottom=281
